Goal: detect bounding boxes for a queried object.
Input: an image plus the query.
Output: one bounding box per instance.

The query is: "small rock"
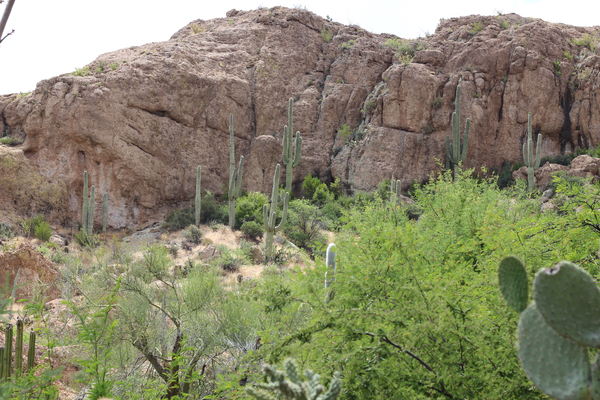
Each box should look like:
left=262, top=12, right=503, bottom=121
left=199, top=245, right=221, bottom=261
left=49, top=234, right=67, bottom=247
left=540, top=201, right=558, bottom=213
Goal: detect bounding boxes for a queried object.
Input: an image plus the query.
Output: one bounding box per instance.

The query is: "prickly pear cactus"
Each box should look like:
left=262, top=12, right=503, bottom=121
left=498, top=256, right=600, bottom=400
left=246, top=358, right=341, bottom=400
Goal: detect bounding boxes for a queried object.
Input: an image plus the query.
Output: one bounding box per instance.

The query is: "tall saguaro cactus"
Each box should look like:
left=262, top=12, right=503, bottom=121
left=228, top=114, right=244, bottom=230
left=325, top=243, right=336, bottom=303
left=263, top=164, right=289, bottom=262
left=446, top=85, right=470, bottom=178
left=498, top=256, right=600, bottom=399
left=282, top=98, right=302, bottom=192
left=390, top=177, right=401, bottom=205
left=0, top=321, right=36, bottom=383
left=87, top=185, right=95, bottom=236
left=102, top=193, right=108, bottom=234
left=523, top=112, right=542, bottom=189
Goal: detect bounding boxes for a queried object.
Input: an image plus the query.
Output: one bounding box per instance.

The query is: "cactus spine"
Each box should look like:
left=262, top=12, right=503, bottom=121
left=445, top=85, right=470, bottom=177
left=263, top=164, right=289, bottom=262
left=228, top=114, right=244, bottom=230
left=523, top=112, right=542, bottom=189
left=498, top=257, right=600, bottom=399
left=246, top=358, right=341, bottom=400
left=0, top=322, right=35, bottom=382
left=325, top=243, right=336, bottom=303
left=390, top=178, right=401, bottom=205
left=81, top=171, right=89, bottom=234
left=102, top=193, right=108, bottom=234
left=282, top=98, right=302, bottom=192
left=195, top=166, right=201, bottom=226
left=87, top=185, right=95, bottom=236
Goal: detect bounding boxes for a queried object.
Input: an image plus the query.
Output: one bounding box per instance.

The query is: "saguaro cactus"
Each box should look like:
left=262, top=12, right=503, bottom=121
left=446, top=85, right=470, bottom=177
left=81, top=171, right=89, bottom=234
left=282, top=98, right=302, bottom=192
left=498, top=256, right=600, bottom=399
left=325, top=243, right=336, bottom=303
left=228, top=114, right=244, bottom=230
left=263, top=164, right=289, bottom=262
left=195, top=166, right=201, bottom=227
left=523, top=112, right=542, bottom=189
left=0, top=321, right=36, bottom=382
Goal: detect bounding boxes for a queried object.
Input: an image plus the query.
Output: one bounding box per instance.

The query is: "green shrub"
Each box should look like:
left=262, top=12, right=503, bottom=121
left=539, top=153, right=571, bottom=167
left=375, top=179, right=390, bottom=201
left=547, top=171, right=589, bottom=192
left=34, top=221, right=52, bottom=241
left=212, top=245, right=248, bottom=273
left=496, top=161, right=515, bottom=189
left=235, top=192, right=268, bottom=228
left=185, top=225, right=202, bottom=244
left=311, top=184, right=333, bottom=206
left=284, top=200, right=327, bottom=254
left=0, top=223, right=15, bottom=240
left=241, top=221, right=264, bottom=241
left=329, top=177, right=343, bottom=199
left=21, top=214, right=46, bottom=237
left=320, top=27, right=332, bottom=43
left=302, top=174, right=323, bottom=200
left=165, top=207, right=194, bottom=231
left=0, top=137, right=14, bottom=145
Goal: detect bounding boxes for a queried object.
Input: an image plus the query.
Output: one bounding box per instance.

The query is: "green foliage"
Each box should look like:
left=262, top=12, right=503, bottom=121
left=553, top=60, right=561, bottom=75
left=165, top=207, right=195, bottom=231
left=339, top=39, right=355, bottom=49
left=337, top=124, right=352, bottom=142
left=249, top=168, right=600, bottom=399
left=573, top=33, right=598, bottom=52
left=320, top=27, right=332, bottom=43
left=495, top=160, right=516, bottom=189
left=33, top=221, right=51, bottom=242
left=563, top=50, right=573, bottom=60
left=375, top=179, right=391, bottom=201
left=71, top=66, right=91, bottom=76
left=241, top=220, right=264, bottom=241
left=0, top=137, right=14, bottom=145
left=385, top=37, right=424, bottom=65
left=302, top=174, right=324, bottom=200
left=184, top=225, right=203, bottom=244
left=236, top=192, right=269, bottom=228
left=522, top=112, right=542, bottom=189
left=0, top=223, right=15, bottom=240
left=284, top=200, right=328, bottom=254
left=20, top=214, right=46, bottom=238
left=311, top=184, right=333, bottom=206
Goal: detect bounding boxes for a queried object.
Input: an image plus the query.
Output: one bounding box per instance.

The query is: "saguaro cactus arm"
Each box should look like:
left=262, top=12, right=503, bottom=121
left=445, top=85, right=470, bottom=175
left=523, top=112, right=543, bottom=188
left=195, top=166, right=201, bottom=226
left=282, top=98, right=302, bottom=191
left=82, top=171, right=89, bottom=234
left=87, top=185, right=95, bottom=236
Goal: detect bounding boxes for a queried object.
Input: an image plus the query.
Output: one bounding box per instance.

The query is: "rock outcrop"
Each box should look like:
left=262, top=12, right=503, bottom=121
left=1, top=8, right=599, bottom=228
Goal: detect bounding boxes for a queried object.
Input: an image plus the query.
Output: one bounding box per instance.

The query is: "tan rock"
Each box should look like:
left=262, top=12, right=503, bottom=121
left=0, top=244, right=61, bottom=301
left=199, top=244, right=221, bottom=262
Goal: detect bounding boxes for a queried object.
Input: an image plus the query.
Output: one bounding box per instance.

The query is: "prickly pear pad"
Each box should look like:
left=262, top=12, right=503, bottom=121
left=534, top=261, right=600, bottom=347
left=518, top=303, right=590, bottom=400
left=498, top=256, right=528, bottom=313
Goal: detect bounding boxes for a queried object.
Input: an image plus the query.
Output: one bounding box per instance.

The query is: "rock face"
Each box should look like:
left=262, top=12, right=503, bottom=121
left=0, top=244, right=61, bottom=301
left=1, top=8, right=600, bottom=228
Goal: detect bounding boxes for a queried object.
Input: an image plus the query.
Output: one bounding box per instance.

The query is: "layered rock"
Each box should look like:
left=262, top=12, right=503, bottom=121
left=1, top=8, right=599, bottom=228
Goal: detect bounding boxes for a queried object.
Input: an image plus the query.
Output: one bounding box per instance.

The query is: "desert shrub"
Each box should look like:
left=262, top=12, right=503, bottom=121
left=547, top=170, right=588, bottom=191
left=184, top=225, right=202, bottom=244
left=165, top=207, right=194, bottom=231
left=375, top=178, right=391, bottom=201
left=0, top=223, right=15, bottom=240
left=21, top=214, right=45, bottom=237
left=321, top=200, right=343, bottom=230
left=284, top=200, right=327, bottom=254
left=496, top=160, right=515, bottom=189
left=212, top=245, right=248, bottom=273
left=235, top=192, right=268, bottom=228
left=302, top=174, right=323, bottom=200
left=241, top=221, right=264, bottom=241
left=34, top=221, right=52, bottom=241
left=328, top=177, right=343, bottom=199
left=539, top=153, right=571, bottom=167
left=404, top=202, right=423, bottom=220
left=200, top=191, right=225, bottom=224
left=311, top=184, right=333, bottom=206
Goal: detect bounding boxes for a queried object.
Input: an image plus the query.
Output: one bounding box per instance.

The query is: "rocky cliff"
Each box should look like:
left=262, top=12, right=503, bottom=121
left=1, top=7, right=599, bottom=228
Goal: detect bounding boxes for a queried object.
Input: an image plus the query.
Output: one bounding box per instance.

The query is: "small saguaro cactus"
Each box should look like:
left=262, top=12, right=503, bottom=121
left=446, top=85, right=470, bottom=177
left=390, top=177, right=401, bottom=205
left=0, top=320, right=36, bottom=382
left=246, top=358, right=342, bottom=400
left=228, top=114, right=244, bottom=230
left=102, top=193, right=108, bottom=234
left=498, top=256, right=600, bottom=400
left=523, top=112, right=542, bottom=189
left=263, top=164, right=289, bottom=262
left=325, top=243, right=336, bottom=303
left=195, top=166, right=201, bottom=227
left=282, top=98, right=302, bottom=192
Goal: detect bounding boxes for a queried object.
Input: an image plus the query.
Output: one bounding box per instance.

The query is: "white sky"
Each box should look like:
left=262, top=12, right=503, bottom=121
left=0, top=0, right=597, bottom=95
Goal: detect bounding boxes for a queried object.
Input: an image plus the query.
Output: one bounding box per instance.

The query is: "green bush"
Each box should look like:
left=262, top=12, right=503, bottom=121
left=329, top=177, right=343, bottom=199
left=235, top=192, right=268, bottom=228
left=165, top=207, right=195, bottom=231
left=185, top=225, right=202, bottom=244
left=284, top=200, right=327, bottom=254
left=302, top=174, right=323, bottom=200
left=539, top=153, right=571, bottom=167
left=496, top=160, right=515, bottom=189
left=311, top=184, right=333, bottom=206
left=200, top=191, right=228, bottom=224
left=21, top=214, right=45, bottom=237
left=34, top=221, right=52, bottom=241
left=375, top=178, right=390, bottom=201
left=241, top=221, right=264, bottom=241
left=0, top=223, right=15, bottom=240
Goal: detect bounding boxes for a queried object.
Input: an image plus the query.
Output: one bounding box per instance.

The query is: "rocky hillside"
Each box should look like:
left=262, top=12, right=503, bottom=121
left=1, top=7, right=599, bottom=229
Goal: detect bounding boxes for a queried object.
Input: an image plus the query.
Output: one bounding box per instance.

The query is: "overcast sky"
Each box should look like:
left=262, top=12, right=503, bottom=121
left=0, top=0, right=597, bottom=95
